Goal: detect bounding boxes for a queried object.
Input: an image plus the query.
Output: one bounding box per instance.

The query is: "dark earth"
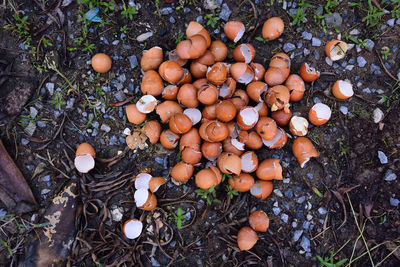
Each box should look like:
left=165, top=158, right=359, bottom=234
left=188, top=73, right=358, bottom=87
left=0, top=0, right=399, bottom=266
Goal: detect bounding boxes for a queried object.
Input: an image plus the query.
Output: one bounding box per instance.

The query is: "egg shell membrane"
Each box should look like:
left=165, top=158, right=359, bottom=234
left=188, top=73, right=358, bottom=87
left=139, top=193, right=157, bottom=211
left=241, top=151, right=258, bottom=173
left=160, top=130, right=180, bottom=149
left=135, top=173, right=152, bottom=190
left=134, top=188, right=150, bottom=207
left=136, top=95, right=157, bottom=114
left=123, top=219, right=143, bottom=239
left=234, top=44, right=255, bottom=64
left=183, top=108, right=202, bottom=125
left=223, top=137, right=244, bottom=156
left=312, top=103, right=332, bottom=120
left=168, top=49, right=188, bottom=66
left=238, top=107, right=259, bottom=127
left=256, top=159, right=282, bottom=180
left=327, top=41, right=348, bottom=61
left=149, top=177, right=167, bottom=193
left=336, top=80, right=354, bottom=98
left=249, top=211, right=269, bottom=232
left=289, top=116, right=309, bottom=136
left=237, top=226, right=258, bottom=251
left=74, top=154, right=95, bottom=173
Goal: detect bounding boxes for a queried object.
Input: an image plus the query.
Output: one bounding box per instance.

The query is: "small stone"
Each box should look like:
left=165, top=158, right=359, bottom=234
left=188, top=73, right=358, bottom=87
left=281, top=213, right=289, bottom=223
left=364, top=39, right=375, bottom=52
left=357, top=56, right=367, bottom=67
left=384, top=170, right=397, bottom=181
left=274, top=189, right=283, bottom=197
left=285, top=189, right=293, bottom=198
left=24, top=122, right=36, bottom=136
left=136, top=32, right=153, bottom=42
left=340, top=106, right=348, bottom=115
left=293, top=230, right=303, bottom=242
left=151, top=257, right=161, bottom=267
left=387, top=18, right=395, bottom=27
left=169, top=16, right=176, bottom=23
left=37, top=121, right=46, bottom=128
left=300, top=236, right=311, bottom=252
left=196, top=16, right=203, bottom=24
left=219, top=3, right=232, bottom=21
left=272, top=207, right=281, bottom=215
left=283, top=43, right=296, bottom=52
left=318, top=207, right=327, bottom=215
left=313, top=50, right=320, bottom=60
left=313, top=97, right=321, bottom=103
left=21, top=138, right=29, bottom=145
left=302, top=31, right=312, bottom=40
left=349, top=28, right=360, bottom=35
left=373, top=108, right=384, bottom=123
left=118, top=74, right=126, bottom=83
left=378, top=151, right=388, bottom=164
left=111, top=208, right=123, bottom=221
left=100, top=124, right=111, bottom=132
left=160, top=7, right=173, bottom=15
left=390, top=197, right=399, bottom=207
left=114, top=91, right=126, bottom=102
left=324, top=12, right=342, bottom=28
left=363, top=88, right=372, bottom=94
left=46, top=83, right=54, bottom=95
left=112, top=40, right=119, bottom=45
left=204, top=0, right=220, bottom=10
left=297, top=196, right=306, bottom=204
left=370, top=63, right=381, bottom=75
left=303, top=48, right=310, bottom=56
left=41, top=188, right=50, bottom=195
left=325, top=57, right=333, bottom=66
left=128, top=55, right=138, bottom=69
left=311, top=37, right=321, bottom=47
left=183, top=7, right=190, bottom=14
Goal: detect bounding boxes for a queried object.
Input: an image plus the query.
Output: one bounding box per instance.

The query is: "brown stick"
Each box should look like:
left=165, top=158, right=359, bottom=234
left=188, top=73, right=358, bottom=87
left=0, top=139, right=37, bottom=206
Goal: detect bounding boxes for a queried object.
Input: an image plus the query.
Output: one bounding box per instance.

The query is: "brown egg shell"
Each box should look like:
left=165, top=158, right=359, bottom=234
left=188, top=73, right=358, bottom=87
left=91, top=53, right=112, bottom=73
left=262, top=17, right=284, bottom=41
left=126, top=104, right=147, bottom=125
left=142, top=120, right=162, bottom=144
left=141, top=70, right=164, bottom=96
left=177, top=84, right=199, bottom=108
left=237, top=227, right=258, bottom=251
left=256, top=158, right=282, bottom=180
left=228, top=173, right=255, bottom=192
left=210, top=40, right=228, bottom=62
left=255, top=117, right=277, bottom=140
left=224, top=21, right=245, bottom=42
left=171, top=162, right=194, bottom=183
left=141, top=46, right=163, bottom=71
left=156, top=101, right=183, bottom=123
left=249, top=210, right=269, bottom=232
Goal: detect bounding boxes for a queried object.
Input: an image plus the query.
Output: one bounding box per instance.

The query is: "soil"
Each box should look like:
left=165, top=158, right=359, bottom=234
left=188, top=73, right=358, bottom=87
left=0, top=0, right=399, bottom=266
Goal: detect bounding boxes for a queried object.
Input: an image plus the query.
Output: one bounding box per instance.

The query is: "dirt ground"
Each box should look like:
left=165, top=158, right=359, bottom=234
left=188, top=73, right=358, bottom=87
left=0, top=0, right=399, bottom=266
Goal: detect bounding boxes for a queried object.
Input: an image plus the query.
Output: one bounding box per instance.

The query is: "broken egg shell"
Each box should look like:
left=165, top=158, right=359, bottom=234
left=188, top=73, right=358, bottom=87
left=162, top=85, right=179, bottom=100
left=171, top=161, right=194, bottom=183
left=197, top=83, right=219, bottom=105
left=299, top=62, right=320, bottom=82
left=210, top=40, right=228, bottom=62
left=76, top=142, right=95, bottom=157
left=126, top=104, right=147, bottom=125
left=250, top=62, right=266, bottom=82
left=240, top=151, right=259, bottom=173
left=207, top=62, right=228, bottom=85
left=134, top=188, right=157, bottom=211
left=271, top=109, right=292, bottom=127
left=177, top=83, right=199, bottom=108
left=141, top=70, right=164, bottom=96
left=246, top=81, right=268, bottom=102
left=264, top=67, right=290, bottom=87
left=265, top=85, right=291, bottom=112
left=205, top=120, right=229, bottom=142
left=197, top=50, right=215, bottom=66
left=230, top=63, right=255, bottom=85
left=219, top=77, right=237, bottom=99
left=223, top=137, right=244, bottom=156
left=332, top=80, right=354, bottom=100
left=249, top=210, right=269, bottom=232
left=224, top=20, right=245, bottom=43
left=237, top=106, right=259, bottom=130
left=182, top=145, right=202, bottom=165
left=256, top=158, right=282, bottom=180
left=325, top=40, right=348, bottom=61
left=156, top=100, right=183, bottom=123
left=201, top=142, right=222, bottom=161
left=168, top=49, right=188, bottom=66
left=169, top=113, right=193, bottom=134
left=269, top=52, right=291, bottom=69
left=179, top=128, right=201, bottom=151
left=159, top=60, right=184, bottom=84
left=262, top=127, right=287, bottom=149
left=74, top=154, right=95, bottom=173
left=250, top=180, right=273, bottom=200
left=183, top=108, right=202, bottom=125
left=228, top=173, right=255, bottom=192
left=216, top=100, right=237, bottom=122
left=217, top=152, right=241, bottom=176
left=308, top=103, right=332, bottom=126
left=149, top=177, right=167, bottom=193
left=135, top=173, right=152, bottom=190
left=245, top=131, right=263, bottom=150
left=177, top=68, right=193, bottom=86
left=176, top=34, right=208, bottom=59
left=186, top=21, right=211, bottom=47
left=285, top=74, right=306, bottom=102
left=159, top=129, right=180, bottom=149
left=237, top=226, right=258, bottom=251
left=136, top=95, right=158, bottom=114
left=142, top=120, right=162, bottom=144
left=254, top=101, right=269, bottom=117
left=233, top=43, right=256, bottom=64
left=122, top=218, right=143, bottom=239
left=190, top=61, right=208, bottom=78
left=202, top=103, right=217, bottom=120
left=141, top=46, right=163, bottom=71
left=292, top=136, right=319, bottom=168
left=195, top=168, right=219, bottom=190
left=289, top=116, right=309, bottom=137
left=262, top=17, right=284, bottom=41
left=255, top=117, right=277, bottom=140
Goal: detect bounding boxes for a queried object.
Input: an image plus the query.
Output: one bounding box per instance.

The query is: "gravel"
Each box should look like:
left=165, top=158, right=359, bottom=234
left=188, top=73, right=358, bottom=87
left=370, top=63, right=381, bottom=75
left=24, top=122, right=36, bottom=136
left=390, top=197, right=399, bottom=207
left=128, top=55, right=138, bottom=69
left=357, top=56, right=367, bottom=67
left=100, top=124, right=111, bottom=132
left=273, top=207, right=281, bottom=215
left=349, top=28, right=360, bottom=35
left=311, top=37, right=321, bottom=47
left=281, top=213, right=289, bottom=223
left=384, top=170, right=397, bottom=181
left=364, top=39, right=375, bottom=52
left=324, top=12, right=342, bottom=27
left=219, top=3, right=232, bottom=21
left=46, top=82, right=54, bottom=95
left=378, top=151, right=388, bottom=164
left=136, top=32, right=153, bottom=42
left=387, top=18, right=395, bottom=27
left=339, top=106, right=348, bottom=115
left=302, top=31, right=312, bottom=40
left=325, top=57, right=333, bottom=66
left=293, top=230, right=303, bottom=242
left=318, top=207, right=327, bottom=215
left=169, top=17, right=176, bottom=23
left=283, top=43, right=296, bottom=52
left=300, top=236, right=311, bottom=252
left=160, top=7, right=173, bottom=15
left=114, top=91, right=126, bottom=102
left=285, top=189, right=293, bottom=198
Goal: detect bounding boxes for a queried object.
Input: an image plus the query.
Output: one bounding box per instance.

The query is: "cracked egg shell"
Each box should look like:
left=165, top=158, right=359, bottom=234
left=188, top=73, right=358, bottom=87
left=256, top=158, right=282, bottom=180
left=245, top=131, right=263, bottom=150
left=177, top=84, right=199, bottom=108
left=176, top=34, right=207, bottom=59
left=223, top=137, right=244, bottom=156
left=240, top=151, right=258, bottom=173
left=246, top=81, right=268, bottom=102
left=179, top=128, right=201, bottom=151
left=202, top=103, right=217, bottom=120
left=292, top=137, right=319, bottom=168
left=183, top=108, right=202, bottom=125
left=250, top=62, right=266, bottom=82
left=168, top=49, right=188, bottom=66
left=237, top=106, right=259, bottom=130
left=171, top=161, right=194, bottom=183
left=75, top=143, right=95, bottom=173
left=192, top=78, right=208, bottom=89
left=285, top=74, right=306, bottom=102
left=126, top=104, right=146, bottom=124
left=237, top=227, right=258, bottom=251
left=264, top=67, right=290, bottom=86
left=205, top=120, right=229, bottom=142
left=149, top=177, right=167, bottom=193
left=141, top=70, right=164, bottom=96
left=269, top=52, right=290, bottom=69
left=210, top=40, right=228, bottom=62
left=186, top=21, right=211, bottom=47
left=228, top=173, right=255, bottom=192
left=142, top=120, right=162, bottom=144
left=207, top=62, right=228, bottom=85
left=233, top=43, right=256, bottom=64
left=230, top=63, right=255, bottom=84
left=233, top=90, right=250, bottom=106
left=197, top=83, right=219, bottom=105
left=197, top=50, right=215, bottom=66
left=156, top=100, right=183, bottom=123
left=255, top=117, right=277, bottom=140
left=325, top=40, right=348, bottom=61
left=159, top=129, right=180, bottom=149
left=201, top=142, right=222, bottom=161
left=141, top=46, right=163, bottom=71
left=122, top=218, right=143, bottom=239
left=254, top=102, right=269, bottom=117
left=169, top=113, right=193, bottom=134
left=289, top=116, right=308, bottom=136
left=199, top=120, right=213, bottom=142
left=271, top=109, right=292, bottom=127
left=182, top=145, right=202, bottom=165
left=136, top=95, right=157, bottom=114
left=195, top=167, right=221, bottom=190
left=265, top=85, right=291, bottom=113
left=299, top=62, right=320, bottom=82
left=162, top=85, right=179, bottom=100
left=262, top=17, right=284, bottom=40
left=249, top=211, right=269, bottom=232
left=262, top=127, right=287, bottom=149
left=332, top=80, right=354, bottom=99
left=250, top=180, right=273, bottom=200
left=308, top=103, right=331, bottom=126
left=190, top=61, right=208, bottom=78
left=91, top=53, right=112, bottom=73
left=237, top=130, right=248, bottom=143
left=219, top=77, right=237, bottom=99
left=216, top=100, right=237, bottom=122
left=224, top=20, right=245, bottom=42
left=217, top=152, right=241, bottom=176
left=228, top=97, right=246, bottom=112
left=76, top=142, right=95, bottom=157
left=135, top=173, right=152, bottom=190
left=159, top=61, right=184, bottom=84
left=177, top=68, right=192, bottom=86
left=134, top=188, right=157, bottom=211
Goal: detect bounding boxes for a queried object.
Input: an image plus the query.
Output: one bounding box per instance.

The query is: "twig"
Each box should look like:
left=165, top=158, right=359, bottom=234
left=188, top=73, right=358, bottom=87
left=375, top=49, right=399, bottom=82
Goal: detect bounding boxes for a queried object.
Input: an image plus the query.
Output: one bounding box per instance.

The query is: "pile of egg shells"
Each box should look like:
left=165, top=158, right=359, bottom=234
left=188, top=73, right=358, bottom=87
left=79, top=17, right=354, bottom=247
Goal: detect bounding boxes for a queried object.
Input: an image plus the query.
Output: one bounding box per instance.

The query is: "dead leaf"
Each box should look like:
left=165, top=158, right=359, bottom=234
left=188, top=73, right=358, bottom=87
left=332, top=190, right=347, bottom=229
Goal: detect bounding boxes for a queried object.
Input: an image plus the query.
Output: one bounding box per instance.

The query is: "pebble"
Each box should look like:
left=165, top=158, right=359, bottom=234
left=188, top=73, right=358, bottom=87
left=136, top=32, right=153, bottom=42
left=183, top=7, right=190, bottom=14
left=303, top=48, right=310, bottom=56
left=313, top=50, right=320, bottom=60
left=318, top=207, right=327, bottom=215
left=272, top=207, right=281, bottom=215
left=302, top=31, right=312, bottom=40
left=41, top=189, right=50, bottom=195
left=46, top=83, right=55, bottom=95
left=293, top=230, right=303, bottom=242
left=114, top=91, right=126, bottom=102
left=378, top=151, right=388, bottom=164
left=100, top=124, right=111, bottom=132
left=357, top=56, right=367, bottom=67
left=25, top=122, right=36, bottom=136
left=112, top=40, right=119, bottom=45
left=364, top=39, right=375, bottom=52
left=169, top=17, right=175, bottom=23
left=373, top=108, right=384, bottom=123
left=160, top=7, right=173, bottom=15
left=370, top=63, right=381, bottom=75
left=128, top=55, right=138, bottom=69
left=324, top=12, right=342, bottom=27
left=274, top=189, right=283, bottom=197
left=313, top=97, right=321, bottom=103
left=285, top=189, right=293, bottom=198
left=300, top=236, right=311, bottom=252
left=283, top=43, right=296, bottom=52
left=384, top=170, right=397, bottom=181
left=349, top=28, right=360, bottom=35
left=311, top=37, right=321, bottom=47
left=281, top=213, right=289, bottom=223
left=325, top=57, right=333, bottom=66
left=21, top=138, right=29, bottom=145
left=151, top=257, right=161, bottom=267
left=387, top=18, right=395, bottom=27
left=37, top=121, right=46, bottom=128
left=390, top=197, right=399, bottom=207
left=303, top=221, right=311, bottom=229
left=196, top=16, right=203, bottom=24
left=339, top=106, right=348, bottom=115
left=297, top=196, right=306, bottom=204
left=219, top=3, right=232, bottom=21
